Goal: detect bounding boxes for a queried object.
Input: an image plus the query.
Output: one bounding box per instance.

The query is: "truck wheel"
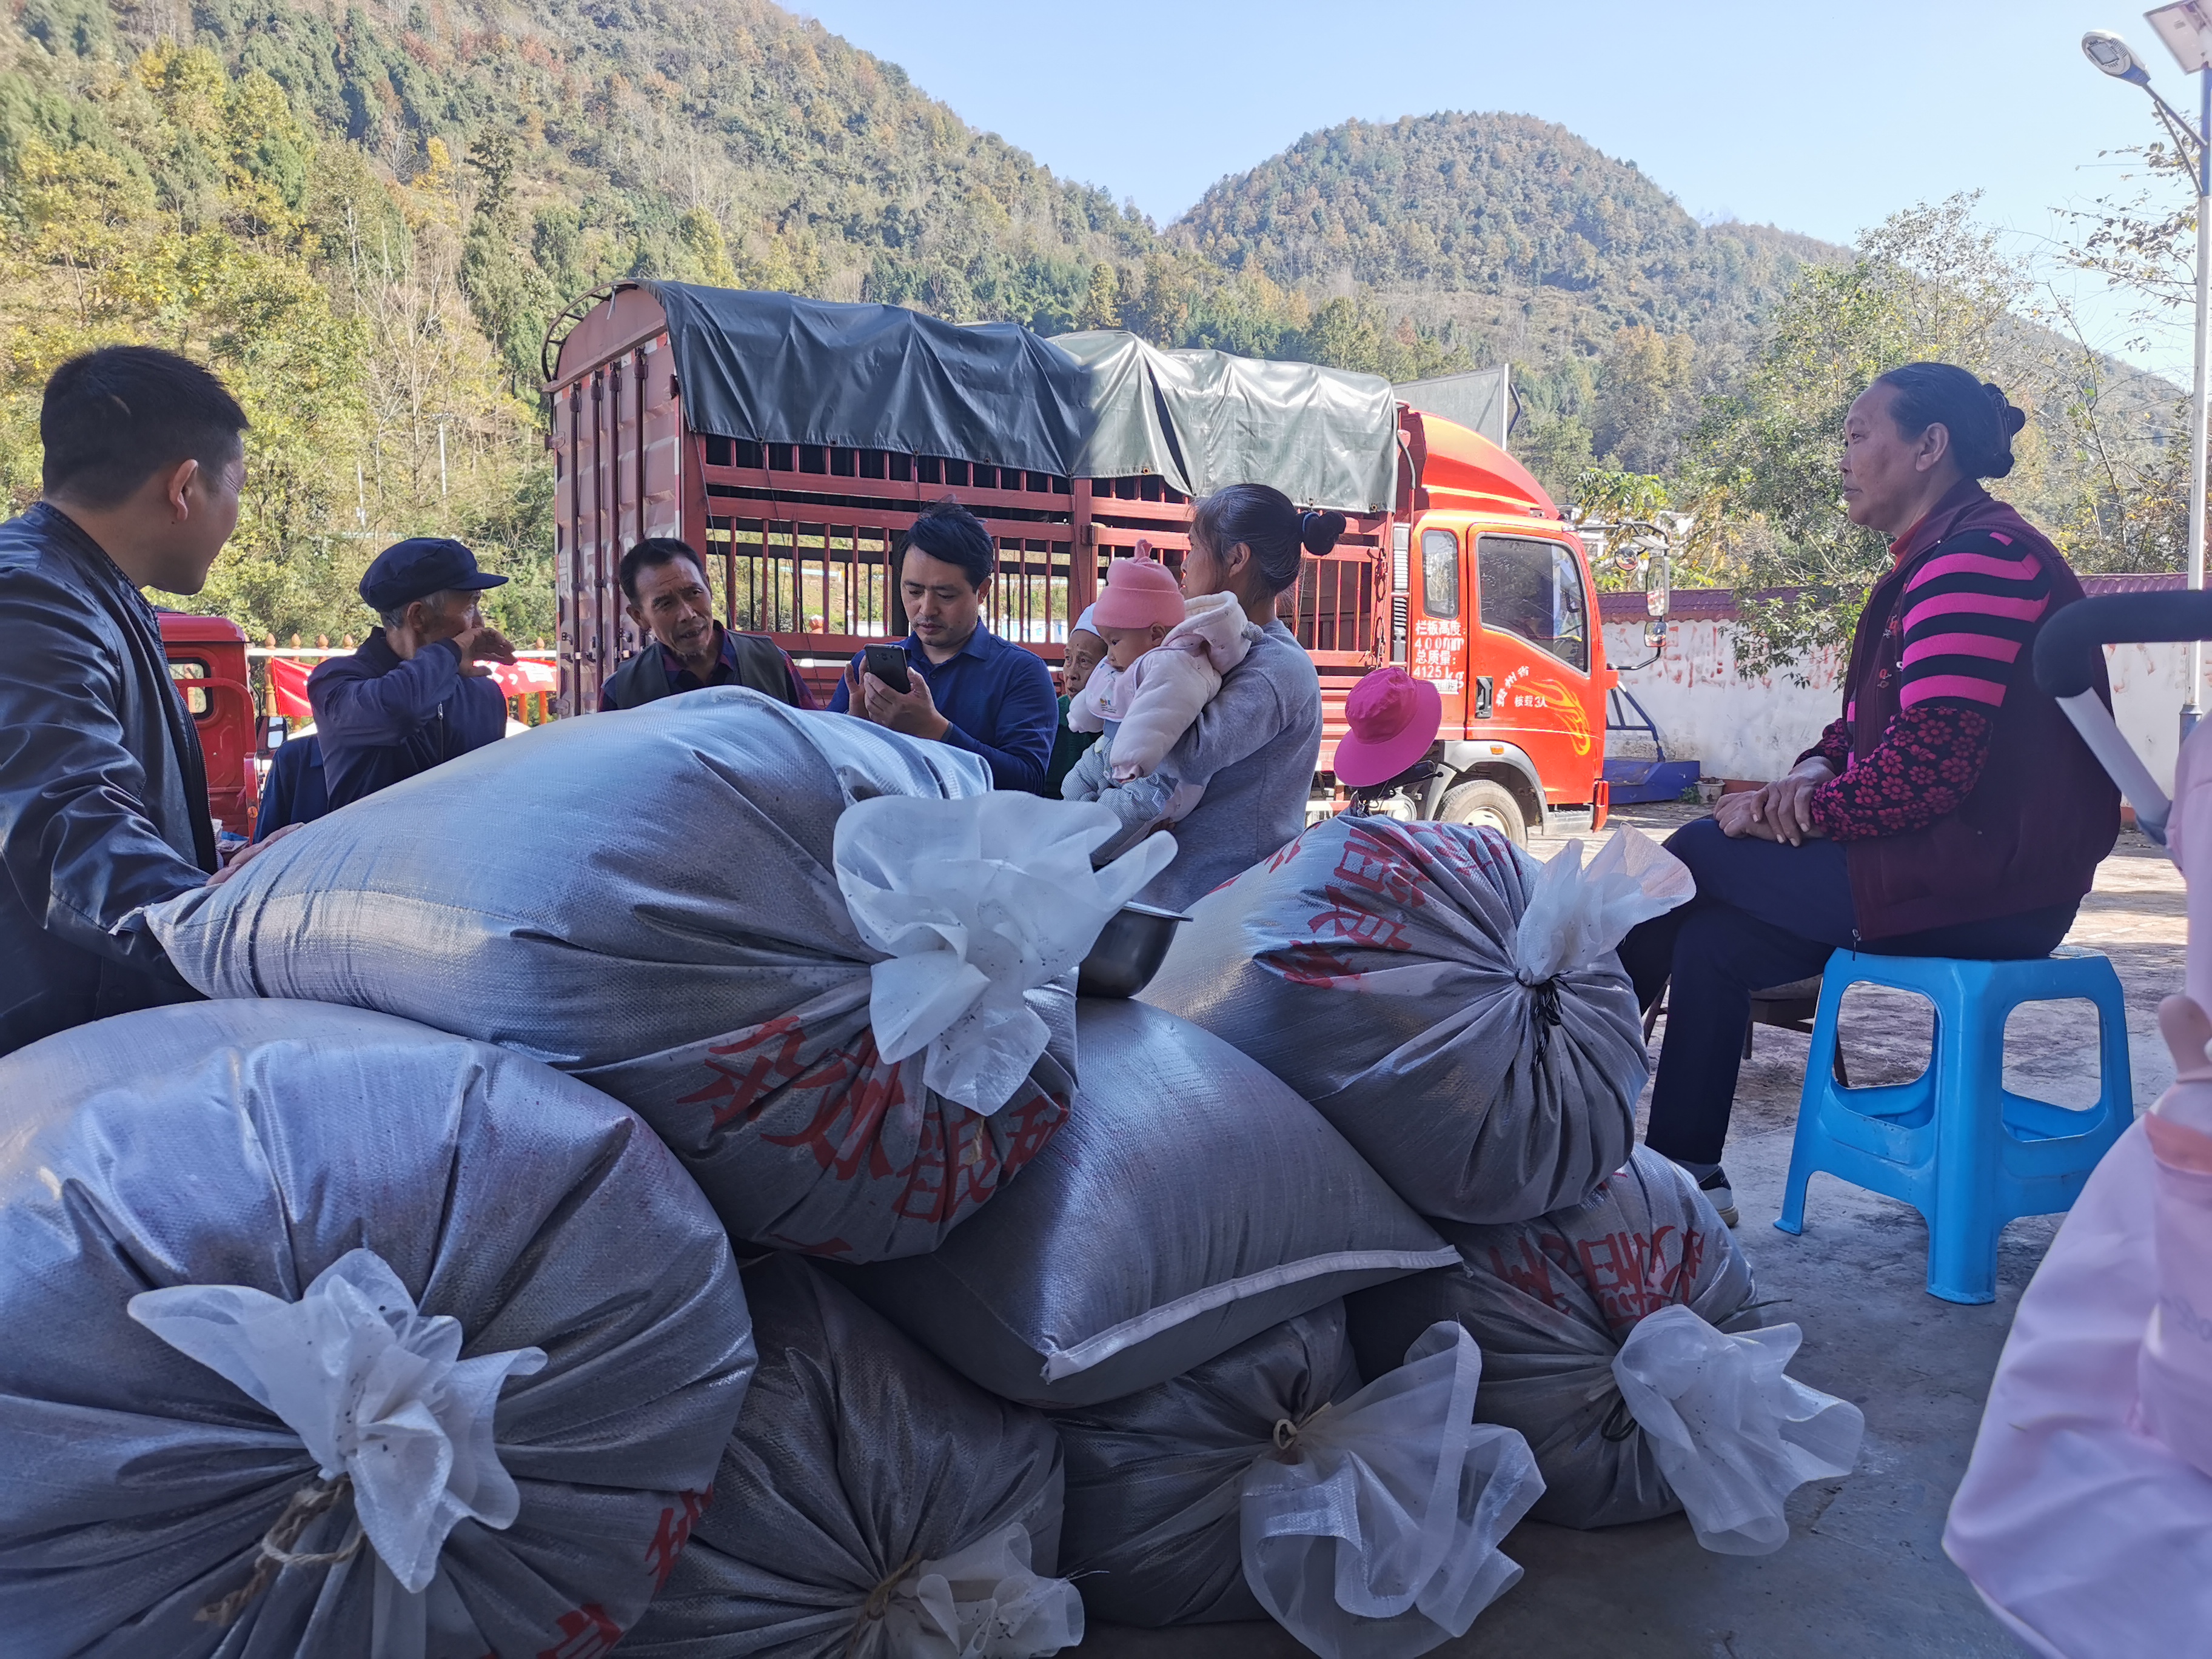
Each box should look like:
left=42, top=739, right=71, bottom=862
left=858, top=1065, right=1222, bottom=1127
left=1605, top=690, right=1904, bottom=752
left=1438, top=779, right=1527, bottom=846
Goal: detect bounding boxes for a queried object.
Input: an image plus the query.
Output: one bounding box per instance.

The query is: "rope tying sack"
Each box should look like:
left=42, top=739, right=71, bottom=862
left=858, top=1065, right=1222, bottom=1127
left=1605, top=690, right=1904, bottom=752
left=197, top=1474, right=364, bottom=1626
left=1527, top=977, right=1564, bottom=1067
left=843, top=1552, right=923, bottom=1658
left=1269, top=1401, right=1334, bottom=1461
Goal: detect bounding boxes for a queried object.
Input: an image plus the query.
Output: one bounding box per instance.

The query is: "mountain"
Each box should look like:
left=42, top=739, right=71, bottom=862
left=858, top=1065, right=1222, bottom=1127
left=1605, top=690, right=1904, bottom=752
left=12, top=0, right=1155, bottom=374
left=1176, top=110, right=1845, bottom=359
left=1173, top=112, right=1857, bottom=479
left=0, top=0, right=1865, bottom=643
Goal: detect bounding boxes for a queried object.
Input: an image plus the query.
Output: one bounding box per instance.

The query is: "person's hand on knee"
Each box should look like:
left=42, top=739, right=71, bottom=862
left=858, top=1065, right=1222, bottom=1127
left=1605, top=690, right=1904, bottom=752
left=1760, top=762, right=1833, bottom=846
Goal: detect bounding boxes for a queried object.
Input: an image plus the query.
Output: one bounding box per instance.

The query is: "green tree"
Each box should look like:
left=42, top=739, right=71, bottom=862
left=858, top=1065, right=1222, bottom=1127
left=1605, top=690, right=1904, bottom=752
left=1692, top=196, right=2036, bottom=675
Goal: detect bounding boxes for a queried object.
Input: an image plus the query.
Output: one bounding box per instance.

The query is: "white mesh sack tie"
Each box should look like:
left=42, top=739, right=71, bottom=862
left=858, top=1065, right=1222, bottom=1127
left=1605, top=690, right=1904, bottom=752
left=1513, top=824, right=1695, bottom=987
left=1238, top=1322, right=1544, bottom=1659
left=1610, top=1304, right=1865, bottom=1556
left=843, top=1521, right=1083, bottom=1659
left=128, top=1247, right=547, bottom=1659
left=834, top=794, right=1175, bottom=1113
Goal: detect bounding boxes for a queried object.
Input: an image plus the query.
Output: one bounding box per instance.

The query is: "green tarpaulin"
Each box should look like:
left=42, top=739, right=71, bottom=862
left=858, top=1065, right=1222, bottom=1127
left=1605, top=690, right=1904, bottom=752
left=1051, top=331, right=1400, bottom=515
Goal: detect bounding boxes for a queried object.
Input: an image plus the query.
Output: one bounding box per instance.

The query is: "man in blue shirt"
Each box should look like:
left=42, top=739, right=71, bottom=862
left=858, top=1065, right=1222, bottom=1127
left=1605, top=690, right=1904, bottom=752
left=310, top=537, right=515, bottom=811
left=827, top=500, right=1057, bottom=793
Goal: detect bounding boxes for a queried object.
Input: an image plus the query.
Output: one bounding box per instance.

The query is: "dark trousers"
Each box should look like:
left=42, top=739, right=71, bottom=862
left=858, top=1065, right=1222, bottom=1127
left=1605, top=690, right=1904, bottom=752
left=1617, top=817, right=2078, bottom=1167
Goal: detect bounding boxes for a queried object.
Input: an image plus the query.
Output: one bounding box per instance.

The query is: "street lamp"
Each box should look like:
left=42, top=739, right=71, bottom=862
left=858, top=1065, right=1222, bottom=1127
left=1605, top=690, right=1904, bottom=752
left=2086, top=10, right=2212, bottom=738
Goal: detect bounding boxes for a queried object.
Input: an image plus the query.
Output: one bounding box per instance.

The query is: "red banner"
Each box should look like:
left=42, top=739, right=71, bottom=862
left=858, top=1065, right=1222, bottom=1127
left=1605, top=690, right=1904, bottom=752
left=266, top=655, right=312, bottom=720
left=489, top=659, right=559, bottom=697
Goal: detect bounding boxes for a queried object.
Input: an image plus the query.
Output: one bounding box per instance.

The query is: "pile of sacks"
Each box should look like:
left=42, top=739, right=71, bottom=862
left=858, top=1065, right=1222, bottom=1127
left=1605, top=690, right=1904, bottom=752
left=1146, top=814, right=1865, bottom=1555
left=0, top=691, right=1865, bottom=1658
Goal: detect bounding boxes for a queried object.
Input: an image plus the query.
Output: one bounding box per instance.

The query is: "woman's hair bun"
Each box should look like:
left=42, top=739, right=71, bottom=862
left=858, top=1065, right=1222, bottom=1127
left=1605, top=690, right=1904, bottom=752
left=1982, top=381, right=2027, bottom=440
left=1192, top=486, right=1345, bottom=596
left=1299, top=509, right=1347, bottom=556
left=1873, top=361, right=2023, bottom=480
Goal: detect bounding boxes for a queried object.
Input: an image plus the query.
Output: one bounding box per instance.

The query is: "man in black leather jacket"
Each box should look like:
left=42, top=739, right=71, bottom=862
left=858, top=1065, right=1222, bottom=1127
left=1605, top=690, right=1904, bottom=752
left=0, top=347, right=263, bottom=1057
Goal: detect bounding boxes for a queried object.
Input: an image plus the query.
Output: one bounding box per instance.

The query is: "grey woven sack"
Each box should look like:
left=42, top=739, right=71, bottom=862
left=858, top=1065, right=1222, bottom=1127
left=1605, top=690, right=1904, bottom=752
left=833, top=998, right=1456, bottom=1408
left=1346, top=1147, right=1755, bottom=1529
left=622, top=1255, right=1082, bottom=1658
left=0, top=999, right=755, bottom=1658
left=1051, top=1302, right=1361, bottom=1626
left=1142, top=816, right=1652, bottom=1225
left=147, top=690, right=1074, bottom=1263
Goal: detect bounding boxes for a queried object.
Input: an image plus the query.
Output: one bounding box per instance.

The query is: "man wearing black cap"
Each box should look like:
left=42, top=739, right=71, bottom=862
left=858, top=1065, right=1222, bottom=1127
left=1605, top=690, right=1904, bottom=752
left=309, top=537, right=517, bottom=811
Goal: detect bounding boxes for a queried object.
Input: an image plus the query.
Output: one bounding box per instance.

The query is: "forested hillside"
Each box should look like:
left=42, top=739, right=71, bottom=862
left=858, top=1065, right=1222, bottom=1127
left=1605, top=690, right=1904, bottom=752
left=1175, top=113, right=1849, bottom=480
left=0, top=0, right=1485, bottom=640
left=0, top=0, right=2180, bottom=659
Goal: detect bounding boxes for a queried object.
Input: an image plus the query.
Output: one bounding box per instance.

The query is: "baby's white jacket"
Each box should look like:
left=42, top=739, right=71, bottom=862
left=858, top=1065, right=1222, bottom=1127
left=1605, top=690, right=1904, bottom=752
left=1068, top=592, right=1258, bottom=780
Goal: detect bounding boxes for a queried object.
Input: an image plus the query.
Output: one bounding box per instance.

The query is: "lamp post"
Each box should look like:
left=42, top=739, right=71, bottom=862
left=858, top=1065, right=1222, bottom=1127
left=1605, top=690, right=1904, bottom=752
left=2086, top=13, right=2212, bottom=739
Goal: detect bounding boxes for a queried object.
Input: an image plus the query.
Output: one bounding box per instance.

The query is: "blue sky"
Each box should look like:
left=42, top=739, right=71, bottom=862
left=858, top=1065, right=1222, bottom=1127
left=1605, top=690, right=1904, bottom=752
left=794, top=0, right=2202, bottom=378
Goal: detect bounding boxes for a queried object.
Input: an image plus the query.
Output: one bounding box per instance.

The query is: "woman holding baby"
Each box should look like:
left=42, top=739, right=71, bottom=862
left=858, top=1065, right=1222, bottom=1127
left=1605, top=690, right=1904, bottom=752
left=1062, top=484, right=1338, bottom=910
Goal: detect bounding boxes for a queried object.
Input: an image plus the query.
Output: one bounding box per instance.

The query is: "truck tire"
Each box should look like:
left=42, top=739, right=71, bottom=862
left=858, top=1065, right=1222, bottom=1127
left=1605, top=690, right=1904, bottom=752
left=1437, top=778, right=1527, bottom=846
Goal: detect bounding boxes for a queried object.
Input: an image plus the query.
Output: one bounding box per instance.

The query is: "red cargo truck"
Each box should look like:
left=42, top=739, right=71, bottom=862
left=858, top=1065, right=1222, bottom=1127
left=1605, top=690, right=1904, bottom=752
left=156, top=611, right=260, bottom=837
left=544, top=283, right=1615, bottom=842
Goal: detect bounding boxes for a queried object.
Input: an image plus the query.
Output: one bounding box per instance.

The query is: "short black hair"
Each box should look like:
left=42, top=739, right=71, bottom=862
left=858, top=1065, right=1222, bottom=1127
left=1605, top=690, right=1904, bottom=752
left=620, top=537, right=711, bottom=603
left=898, top=497, right=995, bottom=589
left=41, top=346, right=248, bottom=508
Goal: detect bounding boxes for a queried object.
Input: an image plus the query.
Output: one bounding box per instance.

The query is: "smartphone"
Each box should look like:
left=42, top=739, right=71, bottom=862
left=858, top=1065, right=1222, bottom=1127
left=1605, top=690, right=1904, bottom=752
left=862, top=643, right=913, bottom=694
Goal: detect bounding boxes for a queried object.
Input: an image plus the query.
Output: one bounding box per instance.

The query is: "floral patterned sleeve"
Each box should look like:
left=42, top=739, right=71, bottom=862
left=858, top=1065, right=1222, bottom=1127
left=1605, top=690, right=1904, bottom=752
left=1796, top=717, right=1854, bottom=774
left=1807, top=706, right=1994, bottom=841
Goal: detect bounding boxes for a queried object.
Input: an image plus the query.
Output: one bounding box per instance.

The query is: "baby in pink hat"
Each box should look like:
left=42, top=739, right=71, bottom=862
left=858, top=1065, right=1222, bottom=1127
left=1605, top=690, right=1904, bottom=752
left=1064, top=549, right=1257, bottom=805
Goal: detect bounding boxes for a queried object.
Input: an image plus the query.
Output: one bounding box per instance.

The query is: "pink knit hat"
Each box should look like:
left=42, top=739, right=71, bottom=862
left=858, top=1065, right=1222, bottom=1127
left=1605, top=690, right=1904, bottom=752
left=1333, top=666, right=1443, bottom=788
left=1091, top=557, right=1186, bottom=632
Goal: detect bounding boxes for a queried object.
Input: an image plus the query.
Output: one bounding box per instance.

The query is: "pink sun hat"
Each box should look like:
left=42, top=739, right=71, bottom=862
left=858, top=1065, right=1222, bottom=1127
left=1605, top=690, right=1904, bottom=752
left=1333, top=666, right=1443, bottom=787
left=1091, top=556, right=1186, bottom=632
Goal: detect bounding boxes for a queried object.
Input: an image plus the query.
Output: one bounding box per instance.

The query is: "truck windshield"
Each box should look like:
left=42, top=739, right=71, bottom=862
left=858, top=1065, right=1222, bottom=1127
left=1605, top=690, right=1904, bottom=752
left=1477, top=536, right=1587, bottom=672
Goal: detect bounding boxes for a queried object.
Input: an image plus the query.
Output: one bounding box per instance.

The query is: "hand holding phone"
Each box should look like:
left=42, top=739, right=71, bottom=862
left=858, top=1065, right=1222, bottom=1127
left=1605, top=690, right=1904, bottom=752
left=862, top=643, right=913, bottom=695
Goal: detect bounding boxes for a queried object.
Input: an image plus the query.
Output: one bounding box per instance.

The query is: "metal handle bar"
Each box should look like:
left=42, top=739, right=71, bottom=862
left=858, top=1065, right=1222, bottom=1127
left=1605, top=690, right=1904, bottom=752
left=2030, top=591, right=2212, bottom=846
left=2033, top=591, right=2212, bottom=697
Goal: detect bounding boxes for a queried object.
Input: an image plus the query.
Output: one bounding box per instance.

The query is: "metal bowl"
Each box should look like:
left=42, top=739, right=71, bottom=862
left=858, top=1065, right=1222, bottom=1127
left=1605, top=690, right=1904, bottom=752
left=1077, top=902, right=1193, bottom=999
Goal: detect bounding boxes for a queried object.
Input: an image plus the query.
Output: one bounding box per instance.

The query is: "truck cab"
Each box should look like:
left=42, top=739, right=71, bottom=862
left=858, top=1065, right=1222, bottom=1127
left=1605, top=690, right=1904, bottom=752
left=1379, top=413, right=1612, bottom=843
left=156, top=611, right=259, bottom=837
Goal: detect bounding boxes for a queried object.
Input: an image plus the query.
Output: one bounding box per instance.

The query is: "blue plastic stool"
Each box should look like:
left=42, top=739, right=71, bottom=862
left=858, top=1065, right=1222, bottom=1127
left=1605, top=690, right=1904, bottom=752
left=1774, top=945, right=2133, bottom=1304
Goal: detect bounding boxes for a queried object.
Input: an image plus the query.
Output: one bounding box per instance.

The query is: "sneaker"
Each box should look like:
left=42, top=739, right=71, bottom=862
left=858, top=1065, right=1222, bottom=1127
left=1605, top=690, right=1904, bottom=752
left=1697, top=1167, right=1740, bottom=1228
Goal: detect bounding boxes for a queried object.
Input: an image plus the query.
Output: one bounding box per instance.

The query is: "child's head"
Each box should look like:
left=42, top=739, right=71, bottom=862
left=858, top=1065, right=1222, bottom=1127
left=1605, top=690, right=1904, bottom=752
left=1091, top=555, right=1185, bottom=669
left=1098, top=622, right=1170, bottom=670
left=1064, top=627, right=1107, bottom=694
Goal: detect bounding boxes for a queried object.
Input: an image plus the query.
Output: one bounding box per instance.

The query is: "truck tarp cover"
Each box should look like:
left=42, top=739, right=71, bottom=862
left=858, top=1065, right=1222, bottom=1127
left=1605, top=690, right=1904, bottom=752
left=1050, top=329, right=1399, bottom=515
left=645, top=283, right=1094, bottom=481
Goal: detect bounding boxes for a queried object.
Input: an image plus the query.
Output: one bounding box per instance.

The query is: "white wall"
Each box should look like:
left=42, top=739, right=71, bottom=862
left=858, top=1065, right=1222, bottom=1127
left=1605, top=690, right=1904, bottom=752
left=1603, top=618, right=2210, bottom=791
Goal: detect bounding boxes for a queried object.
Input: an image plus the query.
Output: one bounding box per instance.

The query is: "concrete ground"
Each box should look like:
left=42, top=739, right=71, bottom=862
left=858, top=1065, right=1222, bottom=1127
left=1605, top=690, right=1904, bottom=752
left=1080, top=802, right=2186, bottom=1659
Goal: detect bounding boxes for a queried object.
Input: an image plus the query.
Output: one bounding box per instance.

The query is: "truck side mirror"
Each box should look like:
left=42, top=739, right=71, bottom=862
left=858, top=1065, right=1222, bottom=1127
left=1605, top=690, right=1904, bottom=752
left=1644, top=553, right=1671, bottom=619
left=257, top=715, right=288, bottom=757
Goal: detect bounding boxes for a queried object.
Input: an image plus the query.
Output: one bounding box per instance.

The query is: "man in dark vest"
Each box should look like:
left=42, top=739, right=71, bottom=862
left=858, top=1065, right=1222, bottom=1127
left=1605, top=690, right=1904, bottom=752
left=598, top=538, right=815, bottom=711
left=0, top=346, right=284, bottom=1056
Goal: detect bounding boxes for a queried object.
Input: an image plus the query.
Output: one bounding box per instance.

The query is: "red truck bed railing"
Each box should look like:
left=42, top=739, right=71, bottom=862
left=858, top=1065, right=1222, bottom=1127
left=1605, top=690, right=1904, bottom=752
left=546, top=285, right=1392, bottom=722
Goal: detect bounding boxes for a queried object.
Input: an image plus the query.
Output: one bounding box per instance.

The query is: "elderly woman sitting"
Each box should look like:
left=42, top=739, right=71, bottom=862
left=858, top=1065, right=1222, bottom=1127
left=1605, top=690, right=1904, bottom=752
left=1617, top=363, right=2120, bottom=1225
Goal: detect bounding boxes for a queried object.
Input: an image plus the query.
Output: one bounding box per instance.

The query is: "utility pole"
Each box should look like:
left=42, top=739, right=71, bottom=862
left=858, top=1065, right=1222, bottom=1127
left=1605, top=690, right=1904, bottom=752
left=2087, top=10, right=2212, bottom=740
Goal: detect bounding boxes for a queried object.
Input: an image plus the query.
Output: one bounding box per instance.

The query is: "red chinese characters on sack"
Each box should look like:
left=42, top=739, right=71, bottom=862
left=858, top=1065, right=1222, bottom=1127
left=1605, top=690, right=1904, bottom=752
left=679, top=1010, right=1070, bottom=1250
left=679, top=1014, right=815, bottom=1133
left=645, top=1488, right=712, bottom=1590
left=1396, top=820, right=1514, bottom=890
left=1329, top=823, right=1429, bottom=913
left=538, top=1605, right=623, bottom=1659
left=1490, top=1223, right=1709, bottom=1338
left=756, top=1036, right=908, bottom=1181
left=1481, top=1233, right=1565, bottom=1309
left=885, top=1083, right=1067, bottom=1225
